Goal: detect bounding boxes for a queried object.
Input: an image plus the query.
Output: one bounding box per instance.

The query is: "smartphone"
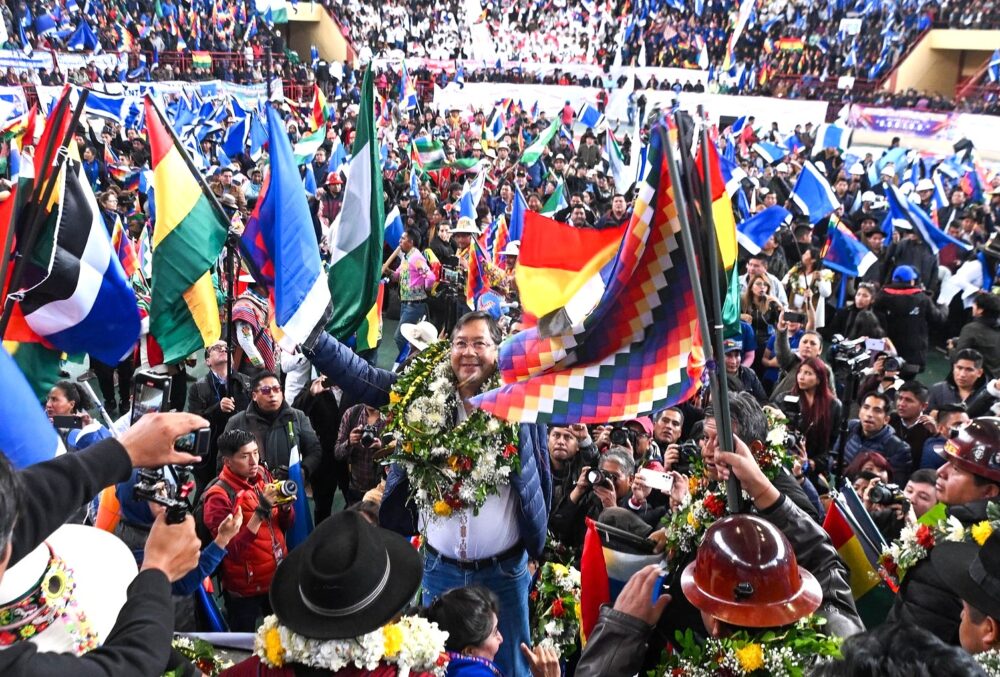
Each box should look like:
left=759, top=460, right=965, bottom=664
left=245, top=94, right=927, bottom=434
left=638, top=468, right=674, bottom=493
left=785, top=311, right=806, bottom=324
left=51, top=415, right=84, bottom=429
left=174, top=428, right=211, bottom=455
left=865, top=338, right=886, bottom=352
left=131, top=371, right=173, bottom=425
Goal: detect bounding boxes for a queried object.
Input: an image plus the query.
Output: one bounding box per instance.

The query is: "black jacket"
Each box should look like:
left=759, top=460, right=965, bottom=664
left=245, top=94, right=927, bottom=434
left=1, top=440, right=195, bottom=676
left=883, top=239, right=940, bottom=293
left=185, top=371, right=251, bottom=483
left=873, top=284, right=946, bottom=368
left=887, top=499, right=993, bottom=643
left=223, top=401, right=322, bottom=479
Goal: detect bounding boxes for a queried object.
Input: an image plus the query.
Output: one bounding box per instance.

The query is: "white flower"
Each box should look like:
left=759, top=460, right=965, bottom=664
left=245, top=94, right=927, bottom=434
left=766, top=427, right=785, bottom=447
left=544, top=620, right=562, bottom=636
left=945, top=516, right=967, bottom=542
left=487, top=418, right=501, bottom=433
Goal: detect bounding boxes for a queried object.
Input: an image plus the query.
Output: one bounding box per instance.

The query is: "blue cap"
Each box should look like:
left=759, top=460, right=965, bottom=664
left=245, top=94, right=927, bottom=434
left=723, top=338, right=743, bottom=353
left=892, top=265, right=918, bottom=283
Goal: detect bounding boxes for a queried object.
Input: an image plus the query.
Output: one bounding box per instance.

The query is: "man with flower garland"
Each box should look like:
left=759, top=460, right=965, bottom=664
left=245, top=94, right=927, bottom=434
left=884, top=417, right=1000, bottom=643
left=573, top=421, right=861, bottom=676
left=302, top=311, right=550, bottom=677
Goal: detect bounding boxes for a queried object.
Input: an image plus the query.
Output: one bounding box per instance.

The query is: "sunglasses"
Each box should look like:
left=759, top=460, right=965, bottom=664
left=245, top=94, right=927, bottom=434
left=256, top=385, right=282, bottom=395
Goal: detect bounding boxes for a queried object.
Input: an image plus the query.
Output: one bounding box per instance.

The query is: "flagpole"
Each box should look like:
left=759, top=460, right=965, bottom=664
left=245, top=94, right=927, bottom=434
left=696, top=105, right=743, bottom=514
left=0, top=92, right=71, bottom=310
left=0, top=90, right=89, bottom=341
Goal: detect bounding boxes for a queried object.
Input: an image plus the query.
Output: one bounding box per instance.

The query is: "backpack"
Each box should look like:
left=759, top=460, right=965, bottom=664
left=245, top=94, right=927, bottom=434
left=193, top=477, right=239, bottom=548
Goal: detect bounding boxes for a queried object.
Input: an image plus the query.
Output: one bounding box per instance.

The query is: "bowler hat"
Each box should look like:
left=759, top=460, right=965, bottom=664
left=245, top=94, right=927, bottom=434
left=269, top=511, right=422, bottom=639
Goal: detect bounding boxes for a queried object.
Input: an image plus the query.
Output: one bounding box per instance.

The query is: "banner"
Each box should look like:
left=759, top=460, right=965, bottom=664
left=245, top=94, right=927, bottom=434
left=847, top=105, right=952, bottom=137
left=0, top=49, right=124, bottom=75
left=839, top=18, right=863, bottom=35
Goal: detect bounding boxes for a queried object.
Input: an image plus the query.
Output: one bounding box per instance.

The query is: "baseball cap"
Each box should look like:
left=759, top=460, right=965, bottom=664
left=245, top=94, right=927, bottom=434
left=892, top=265, right=918, bottom=283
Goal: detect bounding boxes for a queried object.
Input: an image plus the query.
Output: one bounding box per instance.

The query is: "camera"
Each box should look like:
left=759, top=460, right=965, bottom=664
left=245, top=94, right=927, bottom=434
left=883, top=355, right=905, bottom=373
left=360, top=424, right=379, bottom=447
left=676, top=439, right=701, bottom=466
left=174, top=428, right=211, bottom=455
left=609, top=425, right=637, bottom=449
left=868, top=482, right=907, bottom=508
left=830, top=334, right=872, bottom=372
left=764, top=301, right=781, bottom=326
left=586, top=468, right=615, bottom=488
left=265, top=479, right=298, bottom=504
left=133, top=467, right=195, bottom=524
left=778, top=395, right=806, bottom=450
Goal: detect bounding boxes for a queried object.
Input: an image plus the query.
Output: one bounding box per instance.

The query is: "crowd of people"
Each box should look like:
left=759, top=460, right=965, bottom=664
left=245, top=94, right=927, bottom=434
left=0, top=46, right=999, bottom=675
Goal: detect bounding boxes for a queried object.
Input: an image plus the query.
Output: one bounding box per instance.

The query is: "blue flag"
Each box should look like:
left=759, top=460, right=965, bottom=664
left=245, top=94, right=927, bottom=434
left=990, top=49, right=1000, bottom=83
left=0, top=347, right=63, bottom=468
left=736, top=206, right=791, bottom=255
left=790, top=161, right=839, bottom=224
left=823, top=217, right=877, bottom=277
left=751, top=141, right=787, bottom=165
left=384, top=206, right=404, bottom=249
left=884, top=184, right=972, bottom=255
left=509, top=186, right=528, bottom=241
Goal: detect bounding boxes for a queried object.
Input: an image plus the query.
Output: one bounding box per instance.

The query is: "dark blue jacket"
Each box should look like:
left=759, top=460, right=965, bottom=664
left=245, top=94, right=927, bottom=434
left=305, top=333, right=552, bottom=558
left=838, top=420, right=913, bottom=484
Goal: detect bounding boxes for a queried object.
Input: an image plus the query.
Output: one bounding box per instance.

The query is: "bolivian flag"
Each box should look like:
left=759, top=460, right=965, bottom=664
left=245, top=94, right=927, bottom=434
left=144, top=95, right=229, bottom=364
left=695, top=139, right=740, bottom=334
left=355, top=281, right=385, bottom=352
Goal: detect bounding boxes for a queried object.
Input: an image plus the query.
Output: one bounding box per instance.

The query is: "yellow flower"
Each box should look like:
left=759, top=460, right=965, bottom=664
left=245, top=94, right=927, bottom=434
left=389, top=391, right=402, bottom=404
left=263, top=627, right=284, bottom=666
left=551, top=563, right=569, bottom=578
left=383, top=623, right=404, bottom=657
left=686, top=511, right=700, bottom=530
left=403, top=441, right=414, bottom=454
left=735, top=643, right=764, bottom=672
left=433, top=500, right=453, bottom=517
left=447, top=455, right=461, bottom=471
left=972, top=521, right=994, bottom=546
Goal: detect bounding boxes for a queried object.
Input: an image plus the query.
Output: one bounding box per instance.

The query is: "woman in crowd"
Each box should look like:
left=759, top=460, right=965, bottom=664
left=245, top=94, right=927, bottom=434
left=827, top=282, right=878, bottom=339
left=781, top=356, right=841, bottom=472
left=740, top=273, right=780, bottom=378
left=783, top=246, right=833, bottom=328
left=44, top=380, right=112, bottom=451
left=424, top=586, right=559, bottom=677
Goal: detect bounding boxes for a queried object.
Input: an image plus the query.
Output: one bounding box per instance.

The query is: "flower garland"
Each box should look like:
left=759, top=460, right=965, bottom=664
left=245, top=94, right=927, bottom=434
left=660, top=412, right=794, bottom=566
left=977, top=648, right=1000, bottom=676
left=529, top=562, right=581, bottom=657
left=656, top=616, right=842, bottom=676
left=879, top=501, right=1000, bottom=590
left=166, top=636, right=233, bottom=676
left=385, top=340, right=520, bottom=518
left=254, top=614, right=450, bottom=675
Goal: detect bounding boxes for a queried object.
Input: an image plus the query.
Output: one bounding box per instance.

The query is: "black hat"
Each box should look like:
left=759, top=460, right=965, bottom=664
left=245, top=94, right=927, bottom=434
left=931, top=530, right=1000, bottom=621
left=978, top=232, right=1000, bottom=260
left=269, top=511, right=422, bottom=639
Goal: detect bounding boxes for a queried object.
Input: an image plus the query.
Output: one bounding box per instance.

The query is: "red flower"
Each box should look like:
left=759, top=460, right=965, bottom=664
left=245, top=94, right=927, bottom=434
left=504, top=444, right=517, bottom=458
left=916, top=524, right=935, bottom=549
left=459, top=456, right=473, bottom=472
left=704, top=494, right=726, bottom=518
left=529, top=590, right=539, bottom=601
left=552, top=598, right=565, bottom=617
left=0, top=631, right=16, bottom=645
left=437, top=653, right=449, bottom=667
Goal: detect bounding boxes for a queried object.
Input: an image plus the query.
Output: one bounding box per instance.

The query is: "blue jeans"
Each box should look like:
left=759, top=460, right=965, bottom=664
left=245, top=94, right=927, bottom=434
left=395, top=301, right=428, bottom=360
left=422, top=549, right=531, bottom=677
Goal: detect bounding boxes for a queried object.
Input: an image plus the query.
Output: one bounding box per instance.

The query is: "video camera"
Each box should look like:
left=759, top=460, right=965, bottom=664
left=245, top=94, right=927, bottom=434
left=609, top=425, right=638, bottom=450
left=133, top=466, right=196, bottom=524
left=437, top=254, right=466, bottom=299
left=586, top=468, right=617, bottom=489
left=830, top=334, right=872, bottom=373
left=777, top=395, right=806, bottom=451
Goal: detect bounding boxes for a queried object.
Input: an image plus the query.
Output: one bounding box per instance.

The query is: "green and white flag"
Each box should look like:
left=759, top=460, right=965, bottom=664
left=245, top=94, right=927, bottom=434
left=412, top=137, right=445, bottom=166
left=540, top=181, right=567, bottom=217
left=255, top=0, right=287, bottom=23
left=293, top=126, right=325, bottom=165
left=520, top=117, right=560, bottom=166
left=604, top=129, right=630, bottom=194
left=325, top=68, right=385, bottom=340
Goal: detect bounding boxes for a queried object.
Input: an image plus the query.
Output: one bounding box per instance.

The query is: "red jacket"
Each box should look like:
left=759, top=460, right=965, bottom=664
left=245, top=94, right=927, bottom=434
left=203, top=465, right=294, bottom=597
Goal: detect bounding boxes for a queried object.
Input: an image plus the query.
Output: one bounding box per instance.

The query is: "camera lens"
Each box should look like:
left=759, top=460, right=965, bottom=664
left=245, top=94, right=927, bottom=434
left=586, top=469, right=604, bottom=486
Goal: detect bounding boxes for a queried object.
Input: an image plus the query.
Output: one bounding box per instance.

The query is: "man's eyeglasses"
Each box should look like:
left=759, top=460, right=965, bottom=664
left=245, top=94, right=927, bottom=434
left=451, top=340, right=495, bottom=352
left=256, top=385, right=282, bottom=395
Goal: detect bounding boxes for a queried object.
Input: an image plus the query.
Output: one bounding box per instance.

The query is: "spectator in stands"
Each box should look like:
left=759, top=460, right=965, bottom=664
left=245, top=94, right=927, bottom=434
left=837, top=392, right=912, bottom=484
left=888, top=381, right=936, bottom=465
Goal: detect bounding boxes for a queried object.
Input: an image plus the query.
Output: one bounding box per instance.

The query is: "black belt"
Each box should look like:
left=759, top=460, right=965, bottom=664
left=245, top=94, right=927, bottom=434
left=425, top=542, right=523, bottom=572
left=400, top=299, right=427, bottom=304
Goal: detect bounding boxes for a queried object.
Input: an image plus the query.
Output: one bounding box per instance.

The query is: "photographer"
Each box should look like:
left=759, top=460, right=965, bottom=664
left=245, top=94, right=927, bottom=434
left=856, top=352, right=906, bottom=409
left=334, top=403, right=388, bottom=503
left=201, top=429, right=294, bottom=631
left=549, top=447, right=637, bottom=547
left=44, top=380, right=112, bottom=451
left=0, top=412, right=206, bottom=676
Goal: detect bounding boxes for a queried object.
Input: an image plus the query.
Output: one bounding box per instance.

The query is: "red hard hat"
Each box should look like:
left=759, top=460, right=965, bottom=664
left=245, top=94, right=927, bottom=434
left=325, top=172, right=343, bottom=185
left=681, top=515, right=822, bottom=628
left=944, top=417, right=1000, bottom=484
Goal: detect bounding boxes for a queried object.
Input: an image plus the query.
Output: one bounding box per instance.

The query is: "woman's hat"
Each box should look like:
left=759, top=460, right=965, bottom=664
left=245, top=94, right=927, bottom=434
left=269, top=511, right=422, bottom=640
left=451, top=217, right=481, bottom=235
left=400, top=320, right=439, bottom=352
left=0, top=525, right=136, bottom=654
left=681, top=515, right=822, bottom=628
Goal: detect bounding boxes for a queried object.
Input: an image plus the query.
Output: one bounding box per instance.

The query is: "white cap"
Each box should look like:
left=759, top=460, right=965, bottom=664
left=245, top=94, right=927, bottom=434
left=501, top=240, right=520, bottom=257
left=861, top=191, right=876, bottom=202
left=776, top=162, right=790, bottom=173
left=849, top=162, right=865, bottom=176
left=900, top=181, right=915, bottom=195
left=915, top=178, right=934, bottom=192
left=880, top=164, right=895, bottom=177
